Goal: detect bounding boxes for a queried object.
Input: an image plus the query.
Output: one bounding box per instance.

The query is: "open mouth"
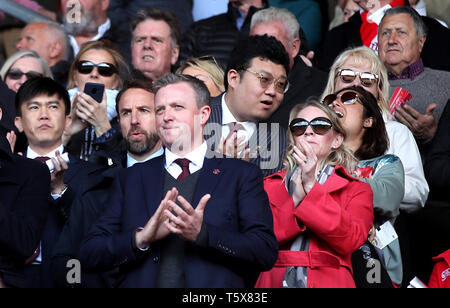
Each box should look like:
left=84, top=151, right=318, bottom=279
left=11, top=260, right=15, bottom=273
left=335, top=111, right=344, bottom=118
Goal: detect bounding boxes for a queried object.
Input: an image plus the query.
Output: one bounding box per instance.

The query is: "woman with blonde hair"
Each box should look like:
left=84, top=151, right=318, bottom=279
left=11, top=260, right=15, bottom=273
left=64, top=40, right=130, bottom=161
left=322, top=46, right=428, bottom=213
left=177, top=56, right=225, bottom=97
left=256, top=99, right=374, bottom=288
left=0, top=50, right=53, bottom=92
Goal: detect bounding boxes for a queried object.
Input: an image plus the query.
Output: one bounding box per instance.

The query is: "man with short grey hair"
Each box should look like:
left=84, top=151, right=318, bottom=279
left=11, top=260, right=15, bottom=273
left=378, top=6, right=450, bottom=147
left=16, top=21, right=71, bottom=86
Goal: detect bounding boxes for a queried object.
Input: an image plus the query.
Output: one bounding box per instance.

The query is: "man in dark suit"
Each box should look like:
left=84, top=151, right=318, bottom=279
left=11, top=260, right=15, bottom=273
left=205, top=35, right=289, bottom=177
left=14, top=77, right=99, bottom=287
left=0, top=105, right=50, bottom=288
left=250, top=7, right=328, bottom=129
left=51, top=80, right=163, bottom=288
left=79, top=74, right=278, bottom=288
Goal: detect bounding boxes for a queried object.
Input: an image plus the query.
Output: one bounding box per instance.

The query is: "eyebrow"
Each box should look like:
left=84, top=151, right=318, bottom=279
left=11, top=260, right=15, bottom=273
left=27, top=100, right=61, bottom=106
left=259, top=69, right=287, bottom=79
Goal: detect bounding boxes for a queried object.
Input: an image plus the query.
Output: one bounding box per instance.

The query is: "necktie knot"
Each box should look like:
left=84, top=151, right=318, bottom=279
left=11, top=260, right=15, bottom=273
left=35, top=156, right=50, bottom=163
left=175, top=158, right=191, bottom=181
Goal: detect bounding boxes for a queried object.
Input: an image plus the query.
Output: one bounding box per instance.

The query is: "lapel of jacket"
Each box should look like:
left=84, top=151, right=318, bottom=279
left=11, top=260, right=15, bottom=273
left=140, top=155, right=165, bottom=217
left=191, top=157, right=224, bottom=209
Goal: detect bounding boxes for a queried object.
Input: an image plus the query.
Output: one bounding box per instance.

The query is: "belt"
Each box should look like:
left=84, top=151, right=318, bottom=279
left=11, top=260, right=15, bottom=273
left=275, top=251, right=341, bottom=269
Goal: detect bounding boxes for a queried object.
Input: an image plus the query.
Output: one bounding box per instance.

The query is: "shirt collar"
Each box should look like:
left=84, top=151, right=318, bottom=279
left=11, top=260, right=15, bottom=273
left=367, top=4, right=392, bottom=25
left=27, top=144, right=65, bottom=160
left=388, top=58, right=425, bottom=81
left=127, top=147, right=164, bottom=168
left=68, top=18, right=111, bottom=56
left=222, top=93, right=257, bottom=137
left=165, top=142, right=208, bottom=170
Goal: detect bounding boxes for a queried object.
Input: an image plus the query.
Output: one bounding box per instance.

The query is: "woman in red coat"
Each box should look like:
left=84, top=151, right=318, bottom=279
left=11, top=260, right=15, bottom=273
left=256, top=100, right=374, bottom=288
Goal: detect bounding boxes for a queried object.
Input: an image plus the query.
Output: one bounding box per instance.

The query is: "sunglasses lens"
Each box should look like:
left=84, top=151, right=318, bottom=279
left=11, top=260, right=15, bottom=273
left=97, top=63, right=116, bottom=77
left=78, top=62, right=94, bottom=74
left=310, top=120, right=332, bottom=135
left=360, top=73, right=377, bottom=87
left=7, top=70, right=23, bottom=80
left=341, top=92, right=358, bottom=105
left=323, top=94, right=337, bottom=107
left=25, top=72, right=43, bottom=79
left=339, top=70, right=357, bottom=83
left=290, top=119, right=308, bottom=136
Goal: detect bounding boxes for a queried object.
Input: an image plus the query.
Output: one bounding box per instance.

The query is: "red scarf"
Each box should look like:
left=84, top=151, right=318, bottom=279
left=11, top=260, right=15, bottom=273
left=360, top=0, right=406, bottom=47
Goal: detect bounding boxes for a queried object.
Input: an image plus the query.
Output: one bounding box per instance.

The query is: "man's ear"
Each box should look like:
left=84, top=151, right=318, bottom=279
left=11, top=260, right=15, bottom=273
left=49, top=41, right=63, bottom=60
left=291, top=37, right=301, bottom=59
left=418, top=34, right=426, bottom=54
left=15, top=116, right=24, bottom=133
left=227, top=69, right=241, bottom=91
left=171, top=45, right=180, bottom=66
left=64, top=115, right=73, bottom=132
left=200, top=105, right=211, bottom=126
left=0, top=107, right=2, bottom=121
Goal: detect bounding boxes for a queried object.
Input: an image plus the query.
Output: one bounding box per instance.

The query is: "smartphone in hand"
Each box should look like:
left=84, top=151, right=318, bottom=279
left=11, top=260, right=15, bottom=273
left=84, top=83, right=105, bottom=103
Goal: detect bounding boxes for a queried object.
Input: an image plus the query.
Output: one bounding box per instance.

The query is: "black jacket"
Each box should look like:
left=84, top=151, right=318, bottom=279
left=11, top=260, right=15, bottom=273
left=267, top=57, right=328, bottom=129
left=0, top=79, right=16, bottom=132
left=179, top=1, right=268, bottom=68
left=317, top=12, right=450, bottom=73
left=0, top=127, right=50, bottom=288
left=424, top=98, right=450, bottom=205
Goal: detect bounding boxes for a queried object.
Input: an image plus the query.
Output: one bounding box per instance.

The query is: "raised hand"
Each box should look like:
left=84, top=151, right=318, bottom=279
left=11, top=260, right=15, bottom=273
left=164, top=194, right=212, bottom=242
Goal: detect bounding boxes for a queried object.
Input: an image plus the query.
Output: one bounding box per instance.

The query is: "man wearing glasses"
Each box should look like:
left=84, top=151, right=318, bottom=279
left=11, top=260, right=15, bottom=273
left=205, top=35, right=289, bottom=177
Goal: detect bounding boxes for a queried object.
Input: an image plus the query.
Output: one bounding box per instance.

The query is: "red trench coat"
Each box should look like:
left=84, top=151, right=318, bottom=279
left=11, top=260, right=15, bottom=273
left=256, top=166, right=374, bottom=288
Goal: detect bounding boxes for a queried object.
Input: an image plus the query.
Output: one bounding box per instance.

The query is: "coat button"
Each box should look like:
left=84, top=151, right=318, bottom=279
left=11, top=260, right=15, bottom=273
left=153, top=257, right=159, bottom=263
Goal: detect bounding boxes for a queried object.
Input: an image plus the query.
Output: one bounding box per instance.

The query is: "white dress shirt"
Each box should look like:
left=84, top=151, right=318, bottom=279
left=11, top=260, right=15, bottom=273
left=67, top=18, right=112, bottom=56
left=221, top=94, right=256, bottom=143
left=164, top=142, right=208, bottom=179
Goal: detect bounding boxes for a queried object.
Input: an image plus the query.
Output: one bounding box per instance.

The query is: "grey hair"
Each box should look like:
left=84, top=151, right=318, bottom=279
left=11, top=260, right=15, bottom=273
left=153, top=73, right=211, bottom=108
left=250, top=7, right=300, bottom=41
left=42, top=21, right=71, bottom=61
left=0, top=50, right=53, bottom=81
left=380, top=6, right=428, bottom=38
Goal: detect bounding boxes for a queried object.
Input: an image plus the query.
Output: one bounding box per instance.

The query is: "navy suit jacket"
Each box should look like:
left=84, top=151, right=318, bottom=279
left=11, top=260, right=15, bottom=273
left=205, top=95, right=287, bottom=177
left=79, top=154, right=278, bottom=288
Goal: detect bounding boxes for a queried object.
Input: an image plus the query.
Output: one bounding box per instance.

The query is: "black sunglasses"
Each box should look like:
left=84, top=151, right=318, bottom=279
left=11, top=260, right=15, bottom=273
left=322, top=91, right=360, bottom=107
left=77, top=61, right=118, bottom=77
left=289, top=117, right=333, bottom=136
left=6, top=69, right=43, bottom=80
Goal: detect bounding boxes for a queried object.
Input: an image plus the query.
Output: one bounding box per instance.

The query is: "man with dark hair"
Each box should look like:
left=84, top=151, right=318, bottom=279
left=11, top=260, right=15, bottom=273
left=0, top=103, right=50, bottom=288
left=131, top=8, right=181, bottom=83
left=51, top=79, right=163, bottom=288
left=14, top=77, right=98, bottom=287
left=250, top=7, right=328, bottom=129
left=179, top=0, right=269, bottom=67
left=206, top=35, right=289, bottom=177
left=79, top=73, right=277, bottom=288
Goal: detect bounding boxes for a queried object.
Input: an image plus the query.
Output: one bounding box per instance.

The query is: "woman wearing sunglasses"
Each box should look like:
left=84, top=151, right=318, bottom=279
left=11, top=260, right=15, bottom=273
left=322, top=47, right=428, bottom=215
left=64, top=40, right=130, bottom=161
left=256, top=100, right=374, bottom=288
left=0, top=50, right=53, bottom=93
left=324, top=85, right=405, bottom=287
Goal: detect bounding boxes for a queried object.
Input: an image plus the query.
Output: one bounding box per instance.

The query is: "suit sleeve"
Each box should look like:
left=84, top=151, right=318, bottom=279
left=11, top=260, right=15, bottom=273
left=0, top=161, right=50, bottom=260
left=204, top=164, right=279, bottom=272
left=295, top=181, right=374, bottom=256
left=78, top=172, right=138, bottom=272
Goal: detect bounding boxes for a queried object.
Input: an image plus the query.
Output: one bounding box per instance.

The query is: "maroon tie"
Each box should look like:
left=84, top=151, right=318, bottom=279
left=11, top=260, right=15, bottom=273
left=175, top=158, right=191, bottom=181
left=226, top=122, right=244, bottom=140
left=25, top=157, right=50, bottom=265
left=35, top=156, right=50, bottom=163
